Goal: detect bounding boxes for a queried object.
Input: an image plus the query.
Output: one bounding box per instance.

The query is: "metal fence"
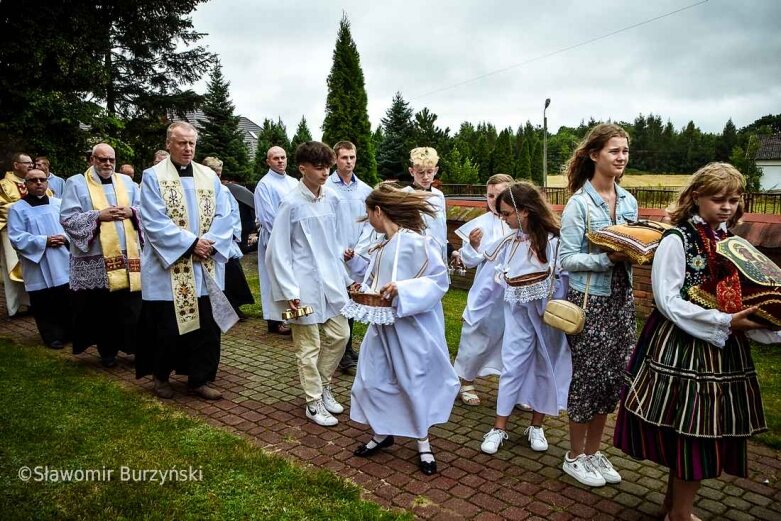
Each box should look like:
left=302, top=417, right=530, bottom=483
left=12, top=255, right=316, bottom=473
left=440, top=184, right=781, bottom=214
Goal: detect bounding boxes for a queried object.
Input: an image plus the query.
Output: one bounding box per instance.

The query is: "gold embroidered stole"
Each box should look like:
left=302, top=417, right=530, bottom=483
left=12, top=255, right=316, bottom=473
left=153, top=160, right=216, bottom=334
left=84, top=168, right=141, bottom=292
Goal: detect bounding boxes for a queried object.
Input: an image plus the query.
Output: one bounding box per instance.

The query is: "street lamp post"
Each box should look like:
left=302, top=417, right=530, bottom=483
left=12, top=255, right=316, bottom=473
left=543, top=98, right=550, bottom=189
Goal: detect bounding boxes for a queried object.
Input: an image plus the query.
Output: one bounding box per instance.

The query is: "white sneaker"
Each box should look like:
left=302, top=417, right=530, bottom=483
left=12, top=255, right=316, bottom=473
left=589, top=451, right=622, bottom=484
left=480, top=428, right=508, bottom=454
left=321, top=385, right=344, bottom=414
left=562, top=451, right=606, bottom=487
left=305, top=399, right=338, bottom=427
left=524, top=425, right=548, bottom=452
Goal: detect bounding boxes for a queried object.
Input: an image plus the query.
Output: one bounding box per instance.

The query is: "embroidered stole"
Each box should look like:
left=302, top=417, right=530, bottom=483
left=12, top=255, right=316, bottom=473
left=84, top=168, right=141, bottom=292
left=153, top=160, right=216, bottom=334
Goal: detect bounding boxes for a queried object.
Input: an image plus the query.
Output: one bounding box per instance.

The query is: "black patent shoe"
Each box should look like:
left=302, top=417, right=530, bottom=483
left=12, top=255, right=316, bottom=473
left=418, top=452, right=437, bottom=475
left=353, top=435, right=394, bottom=457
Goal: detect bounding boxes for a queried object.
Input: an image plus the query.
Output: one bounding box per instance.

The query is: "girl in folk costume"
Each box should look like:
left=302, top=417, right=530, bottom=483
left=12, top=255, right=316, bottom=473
left=452, top=173, right=512, bottom=406
left=343, top=183, right=459, bottom=476
left=479, top=181, right=572, bottom=455
left=614, top=163, right=780, bottom=521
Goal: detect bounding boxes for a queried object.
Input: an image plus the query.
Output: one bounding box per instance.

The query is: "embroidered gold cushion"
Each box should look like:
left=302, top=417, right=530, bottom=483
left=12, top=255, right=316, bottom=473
left=586, top=220, right=672, bottom=265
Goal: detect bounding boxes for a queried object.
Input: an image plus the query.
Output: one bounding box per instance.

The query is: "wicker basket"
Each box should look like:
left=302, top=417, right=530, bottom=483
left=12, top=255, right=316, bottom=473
left=349, top=291, right=393, bottom=307
left=505, top=270, right=549, bottom=287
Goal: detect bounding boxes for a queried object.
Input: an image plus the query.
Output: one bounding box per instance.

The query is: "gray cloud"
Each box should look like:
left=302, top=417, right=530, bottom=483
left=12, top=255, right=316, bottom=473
left=191, top=0, right=781, bottom=139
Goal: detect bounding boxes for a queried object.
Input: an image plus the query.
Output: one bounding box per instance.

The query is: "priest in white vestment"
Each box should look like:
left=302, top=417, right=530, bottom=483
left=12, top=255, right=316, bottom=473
left=60, top=144, right=142, bottom=368
left=253, top=146, right=297, bottom=335
left=136, top=122, right=234, bottom=401
left=7, top=169, right=71, bottom=348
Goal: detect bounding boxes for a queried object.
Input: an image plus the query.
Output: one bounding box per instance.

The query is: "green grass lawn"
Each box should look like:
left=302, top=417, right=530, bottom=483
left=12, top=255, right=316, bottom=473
left=0, top=339, right=408, bottom=521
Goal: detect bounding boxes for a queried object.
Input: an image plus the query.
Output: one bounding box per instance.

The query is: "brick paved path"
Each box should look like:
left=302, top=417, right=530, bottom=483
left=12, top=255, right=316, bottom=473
left=2, top=295, right=779, bottom=520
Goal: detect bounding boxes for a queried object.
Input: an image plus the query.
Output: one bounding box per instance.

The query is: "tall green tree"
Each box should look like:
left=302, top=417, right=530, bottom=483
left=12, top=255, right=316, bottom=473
left=321, top=13, right=377, bottom=185
left=0, top=0, right=213, bottom=174
left=442, top=145, right=479, bottom=184
left=490, top=128, right=515, bottom=177
left=715, top=118, right=738, bottom=162
left=413, top=107, right=450, bottom=153
left=376, top=92, right=415, bottom=182
left=289, top=116, right=313, bottom=175
left=197, top=63, right=251, bottom=180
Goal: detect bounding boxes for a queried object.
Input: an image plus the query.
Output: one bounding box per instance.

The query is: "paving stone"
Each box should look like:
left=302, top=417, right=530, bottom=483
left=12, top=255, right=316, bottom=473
left=2, top=286, right=779, bottom=521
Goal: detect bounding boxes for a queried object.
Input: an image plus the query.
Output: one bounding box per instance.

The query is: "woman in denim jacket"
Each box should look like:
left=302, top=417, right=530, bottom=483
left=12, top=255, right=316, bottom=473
left=558, top=124, right=638, bottom=488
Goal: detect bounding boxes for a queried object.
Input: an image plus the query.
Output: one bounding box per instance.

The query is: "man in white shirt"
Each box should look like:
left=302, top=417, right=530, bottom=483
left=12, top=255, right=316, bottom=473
left=266, top=141, right=351, bottom=427
left=327, top=141, right=372, bottom=373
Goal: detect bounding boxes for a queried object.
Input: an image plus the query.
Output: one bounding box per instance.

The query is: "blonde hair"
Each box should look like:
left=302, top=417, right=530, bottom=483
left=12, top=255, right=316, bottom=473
left=363, top=182, right=436, bottom=233
left=564, top=123, right=630, bottom=193
left=668, top=162, right=745, bottom=227
left=202, top=156, right=223, bottom=170
left=409, top=147, right=439, bottom=167
left=487, top=173, right=513, bottom=186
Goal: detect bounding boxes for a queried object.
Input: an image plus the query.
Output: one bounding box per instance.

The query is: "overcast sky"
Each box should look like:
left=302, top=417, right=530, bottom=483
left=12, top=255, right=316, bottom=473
left=190, top=0, right=781, bottom=139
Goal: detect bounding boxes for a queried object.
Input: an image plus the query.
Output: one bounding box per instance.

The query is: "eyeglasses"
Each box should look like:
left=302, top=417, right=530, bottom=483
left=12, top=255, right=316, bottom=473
left=93, top=156, right=116, bottom=163
left=25, top=178, right=48, bottom=184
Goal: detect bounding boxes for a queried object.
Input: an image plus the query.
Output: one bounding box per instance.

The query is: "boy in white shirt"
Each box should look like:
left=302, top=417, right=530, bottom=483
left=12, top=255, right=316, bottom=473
left=266, top=141, right=352, bottom=427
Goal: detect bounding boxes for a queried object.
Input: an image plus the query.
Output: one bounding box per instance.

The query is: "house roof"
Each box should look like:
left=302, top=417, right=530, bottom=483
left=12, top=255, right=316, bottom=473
left=177, top=110, right=260, bottom=158
left=755, top=133, right=781, bottom=161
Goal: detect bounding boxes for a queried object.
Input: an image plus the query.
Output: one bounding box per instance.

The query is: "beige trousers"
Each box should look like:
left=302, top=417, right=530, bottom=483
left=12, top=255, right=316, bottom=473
left=290, top=314, right=349, bottom=403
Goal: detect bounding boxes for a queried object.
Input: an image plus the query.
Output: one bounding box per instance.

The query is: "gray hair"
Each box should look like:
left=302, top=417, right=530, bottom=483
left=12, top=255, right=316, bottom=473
left=166, top=121, right=198, bottom=141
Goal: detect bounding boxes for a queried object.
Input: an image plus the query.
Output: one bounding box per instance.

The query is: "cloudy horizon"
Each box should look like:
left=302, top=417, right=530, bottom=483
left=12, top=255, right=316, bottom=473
left=190, top=0, right=781, bottom=138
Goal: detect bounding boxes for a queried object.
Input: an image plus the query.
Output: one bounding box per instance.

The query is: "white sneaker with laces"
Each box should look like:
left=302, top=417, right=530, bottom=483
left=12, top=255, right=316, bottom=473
left=525, top=425, right=548, bottom=452
left=589, top=451, right=622, bottom=484
left=562, top=451, right=606, bottom=487
left=321, top=385, right=344, bottom=414
left=480, top=428, right=508, bottom=454
left=306, top=399, right=338, bottom=427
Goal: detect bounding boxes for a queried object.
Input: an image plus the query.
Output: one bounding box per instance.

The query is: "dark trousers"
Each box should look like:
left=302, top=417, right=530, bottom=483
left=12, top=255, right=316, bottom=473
left=71, top=288, right=141, bottom=359
left=136, top=297, right=221, bottom=388
left=29, top=284, right=72, bottom=345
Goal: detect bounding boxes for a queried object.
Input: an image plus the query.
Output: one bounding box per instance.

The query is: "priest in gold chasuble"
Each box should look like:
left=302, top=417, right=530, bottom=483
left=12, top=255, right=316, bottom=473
left=135, top=122, right=234, bottom=401
left=60, top=143, right=142, bottom=368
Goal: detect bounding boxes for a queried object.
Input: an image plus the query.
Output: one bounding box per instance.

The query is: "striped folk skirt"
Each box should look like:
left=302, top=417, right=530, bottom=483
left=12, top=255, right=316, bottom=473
left=614, top=309, right=767, bottom=480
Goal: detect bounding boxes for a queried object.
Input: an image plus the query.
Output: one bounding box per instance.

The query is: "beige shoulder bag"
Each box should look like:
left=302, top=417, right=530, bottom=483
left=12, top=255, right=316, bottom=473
left=543, top=196, right=592, bottom=335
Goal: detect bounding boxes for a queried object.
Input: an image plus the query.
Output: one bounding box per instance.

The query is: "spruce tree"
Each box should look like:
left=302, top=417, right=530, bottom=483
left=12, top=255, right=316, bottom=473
left=517, top=139, right=532, bottom=180
left=197, top=62, right=251, bottom=180
left=376, top=92, right=415, bottom=182
left=321, top=13, right=378, bottom=185
left=290, top=116, right=314, bottom=175
left=716, top=118, right=738, bottom=161
left=491, top=128, right=515, bottom=177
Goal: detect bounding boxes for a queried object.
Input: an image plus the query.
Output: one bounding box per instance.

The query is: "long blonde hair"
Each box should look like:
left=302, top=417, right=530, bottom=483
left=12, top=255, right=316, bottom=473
left=668, top=162, right=745, bottom=228
left=363, top=182, right=436, bottom=233
left=564, top=123, right=630, bottom=194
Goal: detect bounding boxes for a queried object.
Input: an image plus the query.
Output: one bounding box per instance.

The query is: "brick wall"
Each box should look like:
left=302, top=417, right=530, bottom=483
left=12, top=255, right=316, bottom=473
left=446, top=200, right=781, bottom=318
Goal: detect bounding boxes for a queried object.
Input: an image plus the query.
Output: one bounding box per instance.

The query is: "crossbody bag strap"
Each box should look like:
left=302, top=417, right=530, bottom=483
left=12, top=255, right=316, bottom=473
left=581, top=194, right=592, bottom=310
left=546, top=238, right=559, bottom=300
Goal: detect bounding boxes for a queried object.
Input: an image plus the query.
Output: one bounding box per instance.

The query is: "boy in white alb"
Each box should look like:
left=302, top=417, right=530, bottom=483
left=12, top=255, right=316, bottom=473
left=402, top=147, right=448, bottom=262
left=266, top=142, right=352, bottom=427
